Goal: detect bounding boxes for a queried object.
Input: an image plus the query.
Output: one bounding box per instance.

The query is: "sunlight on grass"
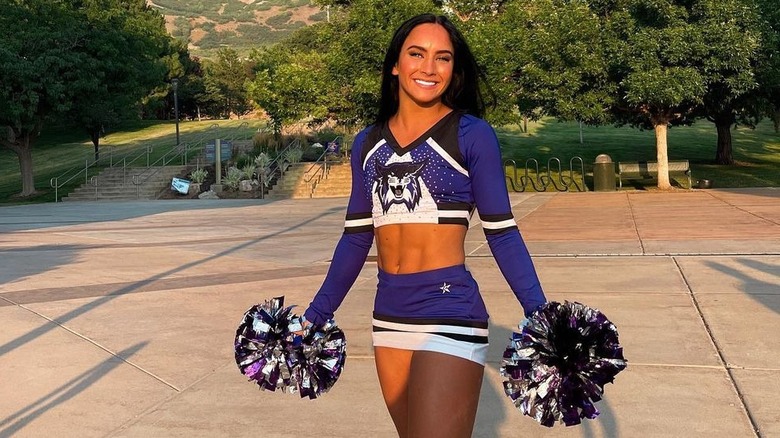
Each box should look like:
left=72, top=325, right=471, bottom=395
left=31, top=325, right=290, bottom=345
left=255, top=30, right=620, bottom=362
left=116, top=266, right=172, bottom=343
left=0, top=119, right=266, bottom=203
left=498, top=118, right=780, bottom=190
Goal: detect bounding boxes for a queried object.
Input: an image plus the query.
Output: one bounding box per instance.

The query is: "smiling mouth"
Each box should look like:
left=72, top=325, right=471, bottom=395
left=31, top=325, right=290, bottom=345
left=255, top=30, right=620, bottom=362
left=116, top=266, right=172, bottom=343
left=414, top=79, right=437, bottom=87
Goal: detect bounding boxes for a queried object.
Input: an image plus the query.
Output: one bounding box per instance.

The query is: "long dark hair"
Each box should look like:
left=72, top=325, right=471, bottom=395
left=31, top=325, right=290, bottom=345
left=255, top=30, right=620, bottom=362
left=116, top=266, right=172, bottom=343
left=375, top=14, right=490, bottom=124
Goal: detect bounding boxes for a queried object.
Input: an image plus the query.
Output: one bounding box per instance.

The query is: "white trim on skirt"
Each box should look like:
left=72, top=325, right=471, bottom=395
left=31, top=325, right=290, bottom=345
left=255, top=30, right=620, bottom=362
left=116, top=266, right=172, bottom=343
left=372, top=317, right=489, bottom=365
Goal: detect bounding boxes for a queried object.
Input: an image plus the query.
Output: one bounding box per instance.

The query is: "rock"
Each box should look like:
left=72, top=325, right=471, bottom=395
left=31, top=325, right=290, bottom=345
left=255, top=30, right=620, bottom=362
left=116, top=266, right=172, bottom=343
left=198, top=190, right=219, bottom=199
left=239, top=180, right=253, bottom=192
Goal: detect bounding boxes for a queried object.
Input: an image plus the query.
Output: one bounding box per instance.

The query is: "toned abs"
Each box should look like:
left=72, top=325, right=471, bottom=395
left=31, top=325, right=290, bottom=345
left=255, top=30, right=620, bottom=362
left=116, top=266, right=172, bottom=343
left=375, top=223, right=467, bottom=274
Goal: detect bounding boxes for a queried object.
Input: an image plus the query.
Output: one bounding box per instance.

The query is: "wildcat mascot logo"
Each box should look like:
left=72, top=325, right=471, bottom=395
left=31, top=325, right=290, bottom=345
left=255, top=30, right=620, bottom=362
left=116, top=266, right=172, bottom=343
left=374, top=159, right=428, bottom=213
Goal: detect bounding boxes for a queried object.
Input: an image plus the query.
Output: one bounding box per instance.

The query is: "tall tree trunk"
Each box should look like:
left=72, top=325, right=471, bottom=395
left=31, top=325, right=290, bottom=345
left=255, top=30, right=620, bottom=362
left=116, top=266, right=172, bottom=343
left=653, top=123, right=672, bottom=190
left=773, top=108, right=780, bottom=133
left=714, top=122, right=734, bottom=165
left=3, top=132, right=37, bottom=197
left=91, top=130, right=101, bottom=161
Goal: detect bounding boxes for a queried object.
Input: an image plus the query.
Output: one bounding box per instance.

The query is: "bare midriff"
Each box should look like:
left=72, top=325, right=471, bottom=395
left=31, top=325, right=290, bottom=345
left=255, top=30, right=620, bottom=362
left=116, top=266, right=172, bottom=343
left=375, top=223, right=467, bottom=274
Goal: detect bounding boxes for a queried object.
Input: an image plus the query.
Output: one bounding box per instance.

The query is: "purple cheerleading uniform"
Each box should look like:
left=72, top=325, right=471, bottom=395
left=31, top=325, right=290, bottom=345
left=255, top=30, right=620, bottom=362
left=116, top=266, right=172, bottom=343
left=304, top=111, right=546, bottom=364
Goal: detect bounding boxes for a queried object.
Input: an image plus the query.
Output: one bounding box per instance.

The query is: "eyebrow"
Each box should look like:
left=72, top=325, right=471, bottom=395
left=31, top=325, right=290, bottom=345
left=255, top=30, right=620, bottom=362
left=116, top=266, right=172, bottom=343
left=406, top=45, right=453, bottom=56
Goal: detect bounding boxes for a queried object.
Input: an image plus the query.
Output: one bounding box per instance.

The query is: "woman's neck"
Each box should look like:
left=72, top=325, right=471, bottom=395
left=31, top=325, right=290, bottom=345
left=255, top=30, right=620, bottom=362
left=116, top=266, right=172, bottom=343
left=389, top=101, right=452, bottom=147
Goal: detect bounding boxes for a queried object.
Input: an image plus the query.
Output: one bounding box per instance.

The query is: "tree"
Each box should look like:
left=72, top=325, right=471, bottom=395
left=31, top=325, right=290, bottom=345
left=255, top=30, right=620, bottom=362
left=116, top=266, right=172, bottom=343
left=247, top=48, right=330, bottom=135
left=692, top=0, right=762, bottom=165
left=203, top=47, right=254, bottom=119
left=473, top=0, right=614, bottom=127
left=607, top=1, right=712, bottom=189
left=289, top=0, right=439, bottom=128
left=754, top=0, right=780, bottom=133
left=67, top=0, right=169, bottom=161
left=0, top=0, right=91, bottom=197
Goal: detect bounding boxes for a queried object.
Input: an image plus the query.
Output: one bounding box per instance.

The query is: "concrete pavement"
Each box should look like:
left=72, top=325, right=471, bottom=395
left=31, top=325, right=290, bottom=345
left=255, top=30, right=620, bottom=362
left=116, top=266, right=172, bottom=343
left=0, top=188, right=778, bottom=437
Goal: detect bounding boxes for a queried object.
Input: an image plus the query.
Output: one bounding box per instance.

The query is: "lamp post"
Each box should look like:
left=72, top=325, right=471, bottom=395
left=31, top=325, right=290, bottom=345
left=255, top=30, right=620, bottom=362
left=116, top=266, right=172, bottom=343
left=171, top=78, right=180, bottom=146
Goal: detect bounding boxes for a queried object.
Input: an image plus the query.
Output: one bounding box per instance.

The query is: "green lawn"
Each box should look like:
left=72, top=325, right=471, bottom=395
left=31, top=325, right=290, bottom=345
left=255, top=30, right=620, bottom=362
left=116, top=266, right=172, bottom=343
left=2, top=117, right=778, bottom=204
left=0, top=119, right=265, bottom=204
left=497, top=118, right=780, bottom=190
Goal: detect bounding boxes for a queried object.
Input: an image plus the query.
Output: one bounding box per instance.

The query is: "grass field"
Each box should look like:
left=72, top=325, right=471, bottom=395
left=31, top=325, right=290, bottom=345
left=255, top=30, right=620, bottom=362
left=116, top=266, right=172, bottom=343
left=0, top=119, right=265, bottom=204
left=497, top=118, right=780, bottom=190
left=1, top=117, right=778, bottom=204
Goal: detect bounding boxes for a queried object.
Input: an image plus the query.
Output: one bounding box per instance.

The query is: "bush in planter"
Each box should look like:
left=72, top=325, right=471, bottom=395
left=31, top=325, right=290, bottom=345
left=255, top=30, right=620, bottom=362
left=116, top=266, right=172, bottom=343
left=283, top=147, right=303, bottom=164
left=253, top=131, right=282, bottom=154
left=222, top=167, right=243, bottom=191
left=236, top=153, right=254, bottom=169
left=190, top=168, right=208, bottom=184
left=241, top=164, right=257, bottom=181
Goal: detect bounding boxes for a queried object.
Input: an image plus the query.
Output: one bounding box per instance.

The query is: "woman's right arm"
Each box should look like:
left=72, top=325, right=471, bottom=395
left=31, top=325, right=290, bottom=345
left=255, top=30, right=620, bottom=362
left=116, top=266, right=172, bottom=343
left=303, top=130, right=374, bottom=326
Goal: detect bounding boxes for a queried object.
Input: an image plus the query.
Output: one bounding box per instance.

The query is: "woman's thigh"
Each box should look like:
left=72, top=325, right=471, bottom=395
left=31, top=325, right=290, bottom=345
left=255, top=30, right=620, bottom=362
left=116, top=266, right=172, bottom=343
left=407, top=350, right=484, bottom=438
left=375, top=346, right=414, bottom=436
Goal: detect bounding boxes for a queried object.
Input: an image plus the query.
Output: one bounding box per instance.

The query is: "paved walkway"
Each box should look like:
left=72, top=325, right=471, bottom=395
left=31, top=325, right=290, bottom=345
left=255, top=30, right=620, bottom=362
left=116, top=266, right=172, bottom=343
left=0, top=188, right=778, bottom=437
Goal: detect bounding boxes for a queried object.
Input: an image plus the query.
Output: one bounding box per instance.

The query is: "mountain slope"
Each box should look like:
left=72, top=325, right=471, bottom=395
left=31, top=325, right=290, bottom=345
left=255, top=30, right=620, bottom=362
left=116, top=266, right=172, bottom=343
left=147, top=0, right=326, bottom=56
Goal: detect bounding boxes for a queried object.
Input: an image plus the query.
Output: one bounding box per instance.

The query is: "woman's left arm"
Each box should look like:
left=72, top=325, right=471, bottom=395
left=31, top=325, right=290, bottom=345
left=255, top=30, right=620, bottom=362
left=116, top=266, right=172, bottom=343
left=463, top=119, right=547, bottom=317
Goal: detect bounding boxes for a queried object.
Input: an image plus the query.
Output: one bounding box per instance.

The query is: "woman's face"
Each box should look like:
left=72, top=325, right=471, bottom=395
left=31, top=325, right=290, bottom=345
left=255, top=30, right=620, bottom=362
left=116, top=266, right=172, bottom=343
left=392, top=23, right=454, bottom=110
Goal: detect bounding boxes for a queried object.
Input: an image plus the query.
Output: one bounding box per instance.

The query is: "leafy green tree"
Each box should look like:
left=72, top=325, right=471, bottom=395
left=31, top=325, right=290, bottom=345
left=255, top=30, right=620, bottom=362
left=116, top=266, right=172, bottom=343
left=0, top=0, right=90, bottom=197
left=498, top=0, right=765, bottom=187
left=248, top=48, right=330, bottom=135
left=754, top=0, right=780, bottom=133
left=608, top=0, right=767, bottom=184
left=317, top=0, right=439, bottom=126
left=691, top=0, right=763, bottom=165
left=250, top=0, right=438, bottom=132
left=472, top=0, right=613, bottom=127
left=66, top=0, right=170, bottom=160
left=203, top=47, right=254, bottom=119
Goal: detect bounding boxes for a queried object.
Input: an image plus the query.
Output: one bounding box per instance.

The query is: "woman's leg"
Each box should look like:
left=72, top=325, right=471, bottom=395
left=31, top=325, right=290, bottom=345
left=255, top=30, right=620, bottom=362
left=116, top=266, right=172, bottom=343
left=407, top=350, right=484, bottom=438
left=375, top=346, right=414, bottom=437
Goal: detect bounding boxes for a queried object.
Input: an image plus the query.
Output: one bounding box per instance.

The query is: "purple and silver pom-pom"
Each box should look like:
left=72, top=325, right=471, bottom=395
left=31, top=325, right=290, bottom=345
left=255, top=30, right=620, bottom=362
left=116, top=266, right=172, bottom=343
left=500, top=301, right=627, bottom=427
left=234, top=296, right=347, bottom=399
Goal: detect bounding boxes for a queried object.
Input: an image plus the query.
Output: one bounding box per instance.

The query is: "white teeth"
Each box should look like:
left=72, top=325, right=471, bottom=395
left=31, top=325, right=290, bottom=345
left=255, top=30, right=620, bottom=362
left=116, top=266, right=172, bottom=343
left=415, top=79, right=436, bottom=86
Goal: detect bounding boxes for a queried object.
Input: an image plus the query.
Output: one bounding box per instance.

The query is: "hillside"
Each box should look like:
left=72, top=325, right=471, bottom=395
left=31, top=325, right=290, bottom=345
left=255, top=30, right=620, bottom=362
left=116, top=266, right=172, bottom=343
left=147, top=0, right=326, bottom=57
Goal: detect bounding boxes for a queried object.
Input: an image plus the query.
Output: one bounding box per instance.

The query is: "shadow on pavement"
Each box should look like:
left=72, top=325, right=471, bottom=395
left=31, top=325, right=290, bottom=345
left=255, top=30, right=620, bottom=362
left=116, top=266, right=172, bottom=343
left=0, top=245, right=82, bottom=292
left=0, top=199, right=274, bottom=233
left=0, top=207, right=343, bottom=359
left=0, top=342, right=148, bottom=436
left=704, top=258, right=780, bottom=314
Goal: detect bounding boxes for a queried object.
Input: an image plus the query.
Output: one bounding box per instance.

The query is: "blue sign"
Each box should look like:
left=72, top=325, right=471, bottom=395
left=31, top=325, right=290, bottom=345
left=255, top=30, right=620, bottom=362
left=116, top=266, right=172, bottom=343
left=204, top=141, right=233, bottom=163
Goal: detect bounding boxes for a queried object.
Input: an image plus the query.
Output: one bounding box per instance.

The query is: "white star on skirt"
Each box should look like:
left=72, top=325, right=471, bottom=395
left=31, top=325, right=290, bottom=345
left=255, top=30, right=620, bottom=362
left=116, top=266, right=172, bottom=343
left=440, top=282, right=451, bottom=293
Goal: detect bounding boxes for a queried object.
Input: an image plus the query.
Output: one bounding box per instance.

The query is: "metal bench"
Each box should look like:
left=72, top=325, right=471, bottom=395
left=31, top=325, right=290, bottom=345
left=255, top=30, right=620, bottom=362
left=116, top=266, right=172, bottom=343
left=617, top=160, right=692, bottom=189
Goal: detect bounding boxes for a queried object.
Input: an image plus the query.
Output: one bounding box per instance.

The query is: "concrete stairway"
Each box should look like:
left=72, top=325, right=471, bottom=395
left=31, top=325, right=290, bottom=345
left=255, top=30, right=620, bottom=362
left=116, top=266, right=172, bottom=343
left=266, top=163, right=318, bottom=199
left=266, top=162, right=352, bottom=199
left=311, top=163, right=351, bottom=198
left=63, top=166, right=187, bottom=201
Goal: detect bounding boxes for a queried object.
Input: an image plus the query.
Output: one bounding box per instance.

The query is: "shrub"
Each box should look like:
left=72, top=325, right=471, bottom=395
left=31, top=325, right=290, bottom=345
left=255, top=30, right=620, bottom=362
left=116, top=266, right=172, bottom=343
left=235, top=153, right=253, bottom=169
left=190, top=168, right=208, bottom=184
left=222, top=167, right=243, bottom=190
left=253, top=131, right=282, bottom=153
left=241, top=164, right=257, bottom=181
left=254, top=152, right=271, bottom=168
left=283, top=147, right=303, bottom=164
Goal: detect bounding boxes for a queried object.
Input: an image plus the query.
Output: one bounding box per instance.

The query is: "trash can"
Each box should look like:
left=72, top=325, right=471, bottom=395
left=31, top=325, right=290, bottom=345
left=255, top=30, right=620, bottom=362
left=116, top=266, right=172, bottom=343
left=593, top=154, right=616, bottom=192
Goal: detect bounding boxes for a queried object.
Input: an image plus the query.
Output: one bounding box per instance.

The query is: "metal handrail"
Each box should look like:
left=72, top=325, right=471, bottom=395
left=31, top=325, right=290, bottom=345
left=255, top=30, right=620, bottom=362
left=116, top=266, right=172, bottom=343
left=50, top=138, right=165, bottom=200
left=303, top=150, right=330, bottom=197
left=49, top=122, right=258, bottom=201
left=131, top=143, right=191, bottom=198
left=255, top=138, right=302, bottom=198
left=301, top=136, right=343, bottom=197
